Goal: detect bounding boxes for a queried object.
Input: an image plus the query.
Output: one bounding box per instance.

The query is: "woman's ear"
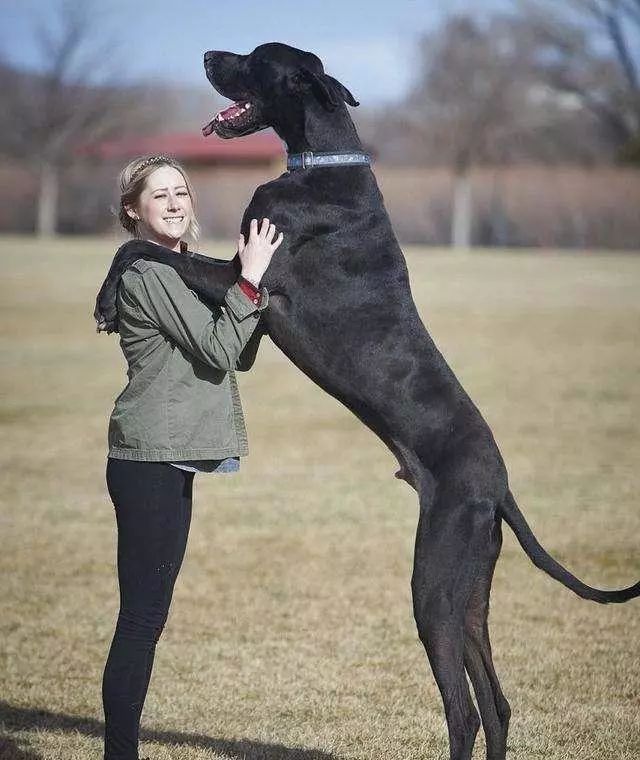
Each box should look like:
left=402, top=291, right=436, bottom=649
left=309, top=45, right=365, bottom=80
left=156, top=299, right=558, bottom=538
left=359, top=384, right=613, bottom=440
left=125, top=206, right=139, bottom=221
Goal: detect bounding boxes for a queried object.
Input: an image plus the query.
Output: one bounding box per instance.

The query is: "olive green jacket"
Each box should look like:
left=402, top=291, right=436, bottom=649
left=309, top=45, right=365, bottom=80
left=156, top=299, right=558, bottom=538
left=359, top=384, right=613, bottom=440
left=108, top=258, right=268, bottom=462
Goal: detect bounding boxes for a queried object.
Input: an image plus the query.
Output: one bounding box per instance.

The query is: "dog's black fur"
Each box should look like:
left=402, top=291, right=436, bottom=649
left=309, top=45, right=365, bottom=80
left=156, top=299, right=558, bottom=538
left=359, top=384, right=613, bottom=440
left=95, top=43, right=639, bottom=760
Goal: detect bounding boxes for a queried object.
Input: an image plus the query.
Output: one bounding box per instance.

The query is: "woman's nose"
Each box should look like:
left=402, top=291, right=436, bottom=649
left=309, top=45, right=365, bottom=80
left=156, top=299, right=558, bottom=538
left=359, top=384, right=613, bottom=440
left=166, top=193, right=180, bottom=210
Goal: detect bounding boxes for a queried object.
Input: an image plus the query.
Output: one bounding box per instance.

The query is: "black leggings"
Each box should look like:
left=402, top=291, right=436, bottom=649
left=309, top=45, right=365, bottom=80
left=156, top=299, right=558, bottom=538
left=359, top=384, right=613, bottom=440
left=102, top=458, right=195, bottom=760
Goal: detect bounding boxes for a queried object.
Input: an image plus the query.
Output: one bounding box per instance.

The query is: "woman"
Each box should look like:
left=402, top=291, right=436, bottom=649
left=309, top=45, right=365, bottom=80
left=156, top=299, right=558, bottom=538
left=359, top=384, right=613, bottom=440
left=102, top=154, right=283, bottom=760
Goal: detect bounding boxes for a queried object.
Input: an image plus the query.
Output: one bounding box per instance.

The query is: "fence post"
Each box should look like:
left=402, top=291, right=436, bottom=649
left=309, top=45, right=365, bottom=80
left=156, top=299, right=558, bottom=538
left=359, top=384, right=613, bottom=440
left=452, top=169, right=472, bottom=250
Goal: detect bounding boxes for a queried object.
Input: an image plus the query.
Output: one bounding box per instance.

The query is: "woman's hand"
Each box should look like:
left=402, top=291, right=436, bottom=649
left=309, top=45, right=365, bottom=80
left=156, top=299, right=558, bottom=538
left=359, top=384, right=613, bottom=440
left=237, top=218, right=284, bottom=287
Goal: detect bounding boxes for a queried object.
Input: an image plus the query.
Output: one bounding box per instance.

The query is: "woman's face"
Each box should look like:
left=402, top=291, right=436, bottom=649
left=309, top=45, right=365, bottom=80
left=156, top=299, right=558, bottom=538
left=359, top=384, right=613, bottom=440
left=130, top=165, right=193, bottom=249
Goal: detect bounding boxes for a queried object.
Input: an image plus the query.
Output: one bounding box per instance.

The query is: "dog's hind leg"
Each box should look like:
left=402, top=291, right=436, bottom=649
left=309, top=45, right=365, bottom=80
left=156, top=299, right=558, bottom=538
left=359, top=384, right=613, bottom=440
left=463, top=517, right=511, bottom=760
left=411, top=492, right=497, bottom=760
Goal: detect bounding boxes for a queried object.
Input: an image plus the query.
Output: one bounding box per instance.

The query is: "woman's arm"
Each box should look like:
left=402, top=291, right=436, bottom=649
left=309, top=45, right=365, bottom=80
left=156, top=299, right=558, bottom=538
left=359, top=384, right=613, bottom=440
left=234, top=322, right=266, bottom=371
left=124, top=261, right=268, bottom=371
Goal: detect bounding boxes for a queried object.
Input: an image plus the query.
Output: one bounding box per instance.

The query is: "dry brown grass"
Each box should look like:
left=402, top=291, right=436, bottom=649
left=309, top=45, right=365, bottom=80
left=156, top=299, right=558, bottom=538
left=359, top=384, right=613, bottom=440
left=1, top=236, right=639, bottom=760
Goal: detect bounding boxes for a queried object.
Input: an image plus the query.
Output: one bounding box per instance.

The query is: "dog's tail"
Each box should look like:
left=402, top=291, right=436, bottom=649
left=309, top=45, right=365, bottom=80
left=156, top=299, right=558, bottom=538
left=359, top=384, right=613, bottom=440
left=499, top=490, right=640, bottom=604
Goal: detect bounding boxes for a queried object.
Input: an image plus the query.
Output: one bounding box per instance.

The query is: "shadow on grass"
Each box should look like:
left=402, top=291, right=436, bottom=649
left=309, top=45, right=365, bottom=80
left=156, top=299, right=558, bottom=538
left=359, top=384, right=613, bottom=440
left=0, top=733, right=42, bottom=759
left=0, top=701, right=340, bottom=760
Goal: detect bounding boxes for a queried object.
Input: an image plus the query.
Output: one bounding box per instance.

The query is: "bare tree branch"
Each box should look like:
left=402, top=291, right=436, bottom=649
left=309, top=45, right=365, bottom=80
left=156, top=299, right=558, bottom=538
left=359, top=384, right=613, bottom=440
left=618, top=0, right=640, bottom=24
left=0, top=0, right=158, bottom=233
left=603, top=2, right=639, bottom=89
left=515, top=0, right=640, bottom=147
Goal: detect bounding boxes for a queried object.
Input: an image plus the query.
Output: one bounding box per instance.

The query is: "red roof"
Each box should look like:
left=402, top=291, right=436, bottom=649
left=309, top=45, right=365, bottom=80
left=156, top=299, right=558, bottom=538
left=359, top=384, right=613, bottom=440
left=82, top=130, right=284, bottom=163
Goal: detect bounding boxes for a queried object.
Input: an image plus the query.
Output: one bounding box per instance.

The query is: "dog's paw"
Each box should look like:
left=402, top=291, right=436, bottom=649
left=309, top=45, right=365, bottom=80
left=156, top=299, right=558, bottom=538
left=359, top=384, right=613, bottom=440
left=95, top=318, right=116, bottom=333
left=94, top=313, right=117, bottom=334
left=94, top=298, right=118, bottom=334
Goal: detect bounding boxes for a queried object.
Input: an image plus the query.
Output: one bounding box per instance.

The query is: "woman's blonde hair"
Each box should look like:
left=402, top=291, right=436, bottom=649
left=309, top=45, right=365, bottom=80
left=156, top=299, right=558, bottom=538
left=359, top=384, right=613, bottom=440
left=117, top=154, right=201, bottom=243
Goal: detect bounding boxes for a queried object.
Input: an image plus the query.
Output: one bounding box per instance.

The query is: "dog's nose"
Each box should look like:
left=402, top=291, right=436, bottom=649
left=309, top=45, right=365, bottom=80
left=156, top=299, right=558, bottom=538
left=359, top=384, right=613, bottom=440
left=204, top=50, right=217, bottom=64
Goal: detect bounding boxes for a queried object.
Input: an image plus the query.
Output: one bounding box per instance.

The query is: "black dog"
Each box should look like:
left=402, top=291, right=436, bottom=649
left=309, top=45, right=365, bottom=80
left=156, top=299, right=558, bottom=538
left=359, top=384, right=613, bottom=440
left=95, top=43, right=639, bottom=760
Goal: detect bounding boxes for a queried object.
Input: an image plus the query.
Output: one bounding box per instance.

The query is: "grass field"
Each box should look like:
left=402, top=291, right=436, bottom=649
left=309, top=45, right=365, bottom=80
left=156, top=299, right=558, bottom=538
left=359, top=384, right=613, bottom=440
left=1, top=236, right=639, bottom=760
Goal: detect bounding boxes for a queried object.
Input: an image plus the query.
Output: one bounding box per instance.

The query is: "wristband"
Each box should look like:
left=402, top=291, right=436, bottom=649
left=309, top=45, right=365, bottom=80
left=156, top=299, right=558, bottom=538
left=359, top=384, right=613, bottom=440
left=237, top=276, right=261, bottom=306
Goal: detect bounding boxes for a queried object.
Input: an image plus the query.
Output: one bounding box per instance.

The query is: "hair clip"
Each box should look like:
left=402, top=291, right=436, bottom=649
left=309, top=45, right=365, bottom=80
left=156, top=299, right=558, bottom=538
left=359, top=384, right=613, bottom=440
left=131, top=155, right=172, bottom=180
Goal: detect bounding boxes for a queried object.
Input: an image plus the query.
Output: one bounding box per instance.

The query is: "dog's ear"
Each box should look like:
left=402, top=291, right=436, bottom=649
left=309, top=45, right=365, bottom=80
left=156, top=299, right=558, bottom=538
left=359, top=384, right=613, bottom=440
left=325, top=74, right=360, bottom=107
left=295, top=69, right=360, bottom=110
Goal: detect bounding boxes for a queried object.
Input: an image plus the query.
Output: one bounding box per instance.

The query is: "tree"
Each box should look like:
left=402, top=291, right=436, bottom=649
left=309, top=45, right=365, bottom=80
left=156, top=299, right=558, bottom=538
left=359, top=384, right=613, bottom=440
left=0, top=0, right=150, bottom=236
left=407, top=16, right=541, bottom=248
left=517, top=0, right=640, bottom=158
left=397, top=10, right=623, bottom=248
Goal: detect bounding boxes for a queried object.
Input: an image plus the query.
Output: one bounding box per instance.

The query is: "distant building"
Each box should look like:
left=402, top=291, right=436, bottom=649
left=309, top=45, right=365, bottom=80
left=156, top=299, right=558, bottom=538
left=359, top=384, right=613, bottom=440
left=84, top=130, right=286, bottom=238
left=88, top=130, right=284, bottom=169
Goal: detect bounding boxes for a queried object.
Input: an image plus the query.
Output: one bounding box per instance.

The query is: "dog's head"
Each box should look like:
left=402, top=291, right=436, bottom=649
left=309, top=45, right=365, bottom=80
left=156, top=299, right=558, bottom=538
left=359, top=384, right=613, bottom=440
left=202, top=42, right=359, bottom=141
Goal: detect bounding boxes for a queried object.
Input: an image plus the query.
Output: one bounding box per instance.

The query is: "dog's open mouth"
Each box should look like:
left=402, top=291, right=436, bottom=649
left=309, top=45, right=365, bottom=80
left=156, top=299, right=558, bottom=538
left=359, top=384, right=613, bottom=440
left=202, top=100, right=258, bottom=138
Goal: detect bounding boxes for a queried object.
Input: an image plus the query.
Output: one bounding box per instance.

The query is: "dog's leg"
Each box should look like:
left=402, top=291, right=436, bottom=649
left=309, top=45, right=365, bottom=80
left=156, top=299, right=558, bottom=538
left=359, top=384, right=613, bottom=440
left=412, top=491, right=497, bottom=760
left=463, top=517, right=510, bottom=760
left=94, top=245, right=239, bottom=332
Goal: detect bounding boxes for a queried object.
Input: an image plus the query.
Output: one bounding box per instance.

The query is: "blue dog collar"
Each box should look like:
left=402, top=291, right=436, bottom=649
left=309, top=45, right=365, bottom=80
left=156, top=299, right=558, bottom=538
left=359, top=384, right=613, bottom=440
left=287, top=150, right=371, bottom=171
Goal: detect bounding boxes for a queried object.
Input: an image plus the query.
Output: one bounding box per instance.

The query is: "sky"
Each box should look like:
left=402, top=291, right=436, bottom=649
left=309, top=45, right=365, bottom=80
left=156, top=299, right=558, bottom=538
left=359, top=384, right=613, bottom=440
left=3, top=0, right=508, bottom=106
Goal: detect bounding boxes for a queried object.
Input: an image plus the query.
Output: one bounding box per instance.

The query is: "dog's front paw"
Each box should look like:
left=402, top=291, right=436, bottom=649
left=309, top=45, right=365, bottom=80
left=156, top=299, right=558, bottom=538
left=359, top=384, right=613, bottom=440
left=94, top=291, right=118, bottom=334
left=95, top=315, right=117, bottom=334
left=94, top=241, right=149, bottom=334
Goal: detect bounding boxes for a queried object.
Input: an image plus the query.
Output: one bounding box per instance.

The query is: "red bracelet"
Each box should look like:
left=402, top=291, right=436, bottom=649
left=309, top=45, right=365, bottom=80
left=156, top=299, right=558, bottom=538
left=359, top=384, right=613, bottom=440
left=237, top=276, right=261, bottom=306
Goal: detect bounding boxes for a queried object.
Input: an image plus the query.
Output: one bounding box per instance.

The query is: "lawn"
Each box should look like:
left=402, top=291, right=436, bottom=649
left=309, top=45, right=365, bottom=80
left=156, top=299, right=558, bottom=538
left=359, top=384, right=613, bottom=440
left=1, top=236, right=639, bottom=760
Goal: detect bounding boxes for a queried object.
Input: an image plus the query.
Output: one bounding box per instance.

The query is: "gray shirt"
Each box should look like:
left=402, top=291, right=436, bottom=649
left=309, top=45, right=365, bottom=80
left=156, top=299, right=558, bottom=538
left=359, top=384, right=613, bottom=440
left=169, top=457, right=240, bottom=474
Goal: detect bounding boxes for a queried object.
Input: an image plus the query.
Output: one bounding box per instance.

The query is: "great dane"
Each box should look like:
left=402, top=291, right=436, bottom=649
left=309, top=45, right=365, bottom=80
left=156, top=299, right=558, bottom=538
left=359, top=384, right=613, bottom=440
left=95, top=43, right=639, bottom=760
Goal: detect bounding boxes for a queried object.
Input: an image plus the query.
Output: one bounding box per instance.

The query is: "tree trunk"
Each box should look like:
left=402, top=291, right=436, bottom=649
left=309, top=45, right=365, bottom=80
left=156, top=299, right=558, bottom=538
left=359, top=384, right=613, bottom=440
left=451, top=168, right=472, bottom=249
left=37, top=163, right=59, bottom=237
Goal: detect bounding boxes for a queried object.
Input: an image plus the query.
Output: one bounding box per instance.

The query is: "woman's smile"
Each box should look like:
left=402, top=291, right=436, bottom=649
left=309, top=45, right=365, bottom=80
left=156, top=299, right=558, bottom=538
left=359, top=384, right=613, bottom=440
left=163, top=214, right=186, bottom=230
left=131, top=165, right=194, bottom=249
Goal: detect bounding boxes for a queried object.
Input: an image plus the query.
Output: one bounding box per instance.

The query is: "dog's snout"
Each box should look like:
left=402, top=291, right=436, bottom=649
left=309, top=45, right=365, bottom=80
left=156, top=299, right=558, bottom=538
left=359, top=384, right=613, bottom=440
left=204, top=50, right=238, bottom=66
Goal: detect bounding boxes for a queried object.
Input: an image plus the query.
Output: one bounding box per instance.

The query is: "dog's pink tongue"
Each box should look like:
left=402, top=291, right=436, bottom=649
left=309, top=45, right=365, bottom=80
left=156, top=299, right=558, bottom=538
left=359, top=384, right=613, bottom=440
left=219, top=102, right=243, bottom=120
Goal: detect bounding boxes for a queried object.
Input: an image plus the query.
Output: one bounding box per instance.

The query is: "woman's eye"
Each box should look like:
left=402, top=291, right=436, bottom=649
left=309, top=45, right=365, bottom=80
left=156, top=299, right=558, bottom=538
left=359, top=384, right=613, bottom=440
left=177, top=191, right=188, bottom=197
